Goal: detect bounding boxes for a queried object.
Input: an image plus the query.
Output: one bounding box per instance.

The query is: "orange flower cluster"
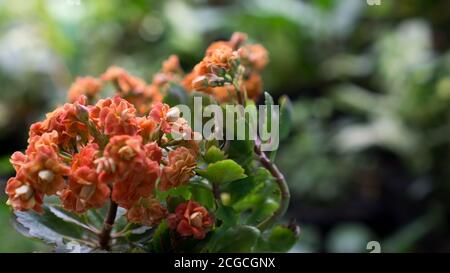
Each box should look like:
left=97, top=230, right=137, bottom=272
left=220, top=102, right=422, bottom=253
left=182, top=32, right=269, bottom=102
left=3, top=32, right=267, bottom=237
left=6, top=89, right=202, bottom=229
left=67, top=55, right=183, bottom=116
left=67, top=34, right=267, bottom=107
left=68, top=77, right=102, bottom=104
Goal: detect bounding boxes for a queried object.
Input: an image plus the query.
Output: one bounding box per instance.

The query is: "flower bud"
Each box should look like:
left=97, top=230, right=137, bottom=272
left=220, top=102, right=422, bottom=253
left=38, top=170, right=55, bottom=183
left=166, top=107, right=180, bottom=122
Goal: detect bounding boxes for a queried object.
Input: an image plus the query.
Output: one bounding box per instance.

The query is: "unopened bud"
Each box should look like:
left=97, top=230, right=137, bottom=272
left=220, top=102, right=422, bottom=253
left=38, top=170, right=55, bottom=182
left=220, top=192, right=231, bottom=205
left=211, top=66, right=227, bottom=77
left=118, top=146, right=136, bottom=160
left=166, top=107, right=180, bottom=122
left=121, top=108, right=131, bottom=120
left=15, top=184, right=33, bottom=199
left=192, top=76, right=208, bottom=91
left=75, top=103, right=90, bottom=122
left=207, top=74, right=225, bottom=87
left=190, top=212, right=203, bottom=228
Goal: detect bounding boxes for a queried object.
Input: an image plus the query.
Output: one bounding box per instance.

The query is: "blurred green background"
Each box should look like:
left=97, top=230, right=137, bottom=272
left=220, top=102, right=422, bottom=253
left=2, top=0, right=450, bottom=252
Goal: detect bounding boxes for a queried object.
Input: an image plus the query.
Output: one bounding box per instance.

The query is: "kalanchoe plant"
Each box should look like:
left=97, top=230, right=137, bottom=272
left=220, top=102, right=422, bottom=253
left=5, top=32, right=298, bottom=253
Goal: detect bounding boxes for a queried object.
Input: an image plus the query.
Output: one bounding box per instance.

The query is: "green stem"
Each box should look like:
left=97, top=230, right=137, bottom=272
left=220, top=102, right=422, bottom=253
left=230, top=68, right=290, bottom=231
left=254, top=139, right=290, bottom=231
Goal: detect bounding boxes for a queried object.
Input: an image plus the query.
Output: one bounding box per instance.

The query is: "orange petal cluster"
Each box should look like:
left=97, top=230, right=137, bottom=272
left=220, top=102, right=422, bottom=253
left=67, top=76, right=102, bottom=103
left=127, top=197, right=167, bottom=226
left=3, top=32, right=268, bottom=236
left=159, top=147, right=196, bottom=191
left=6, top=93, right=198, bottom=230
left=168, top=200, right=213, bottom=240
left=182, top=32, right=268, bottom=102
left=60, top=144, right=110, bottom=213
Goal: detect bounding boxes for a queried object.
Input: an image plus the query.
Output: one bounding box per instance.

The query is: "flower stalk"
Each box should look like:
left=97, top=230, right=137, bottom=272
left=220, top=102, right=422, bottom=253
left=98, top=200, right=118, bottom=250
left=254, top=138, right=290, bottom=231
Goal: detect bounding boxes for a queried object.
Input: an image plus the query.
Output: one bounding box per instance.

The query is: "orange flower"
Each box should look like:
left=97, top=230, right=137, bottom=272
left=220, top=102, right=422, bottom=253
left=206, top=32, right=247, bottom=55
left=60, top=143, right=110, bottom=213
left=5, top=177, right=43, bottom=213
left=89, top=96, right=139, bottom=137
left=67, top=76, right=102, bottom=103
left=10, top=151, right=28, bottom=172
left=161, top=55, right=182, bottom=74
left=144, top=141, right=162, bottom=163
left=26, top=130, right=59, bottom=156
left=71, top=143, right=99, bottom=170
left=101, top=66, right=162, bottom=115
left=126, top=197, right=167, bottom=226
left=29, top=97, right=89, bottom=151
left=19, top=144, right=70, bottom=195
left=7, top=132, right=68, bottom=211
left=181, top=32, right=268, bottom=103
left=238, top=44, right=269, bottom=71
left=182, top=70, right=199, bottom=92
left=204, top=43, right=236, bottom=74
left=244, top=73, right=263, bottom=101
left=152, top=55, right=183, bottom=87
left=159, top=147, right=196, bottom=191
left=149, top=102, right=181, bottom=134
left=212, top=86, right=235, bottom=103
left=61, top=167, right=110, bottom=213
left=101, top=66, right=146, bottom=95
left=136, top=116, right=158, bottom=143
left=101, top=135, right=160, bottom=209
left=167, top=200, right=213, bottom=240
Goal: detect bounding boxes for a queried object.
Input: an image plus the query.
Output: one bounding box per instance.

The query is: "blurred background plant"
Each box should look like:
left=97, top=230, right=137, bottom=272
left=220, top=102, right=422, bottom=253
left=1, top=0, right=450, bottom=252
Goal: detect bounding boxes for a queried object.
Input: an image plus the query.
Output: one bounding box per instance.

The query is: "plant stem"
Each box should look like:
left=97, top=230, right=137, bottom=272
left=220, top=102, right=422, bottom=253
left=229, top=67, right=290, bottom=230
left=98, top=200, right=118, bottom=250
left=254, top=138, right=290, bottom=231
left=212, top=183, right=221, bottom=202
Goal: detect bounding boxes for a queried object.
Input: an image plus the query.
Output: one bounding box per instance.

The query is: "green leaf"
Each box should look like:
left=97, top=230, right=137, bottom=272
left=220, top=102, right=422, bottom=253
left=227, top=139, right=254, bottom=167
left=189, top=184, right=215, bottom=210
left=279, top=95, right=293, bottom=140
left=222, top=167, right=269, bottom=206
left=216, top=204, right=238, bottom=229
left=120, top=226, right=154, bottom=249
left=264, top=92, right=275, bottom=107
left=196, top=159, right=247, bottom=184
left=256, top=225, right=298, bottom=252
left=167, top=196, right=187, bottom=212
left=12, top=205, right=86, bottom=248
left=245, top=198, right=279, bottom=226
left=155, top=185, right=191, bottom=201
left=212, top=225, right=261, bottom=253
left=0, top=155, right=13, bottom=176
left=231, top=168, right=275, bottom=211
left=47, top=205, right=97, bottom=233
left=204, top=145, right=226, bottom=164
left=149, top=220, right=171, bottom=253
